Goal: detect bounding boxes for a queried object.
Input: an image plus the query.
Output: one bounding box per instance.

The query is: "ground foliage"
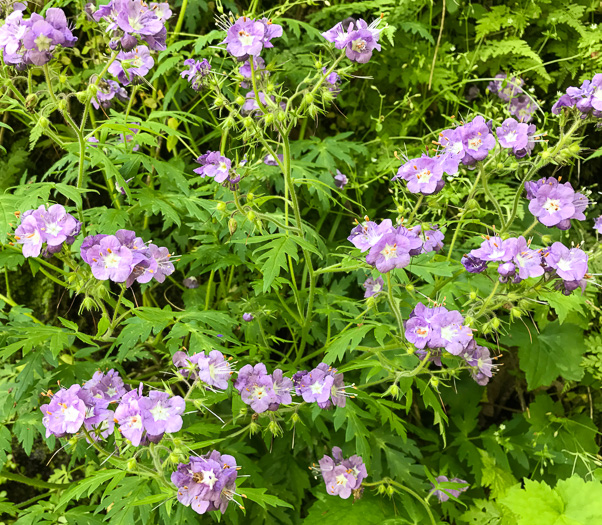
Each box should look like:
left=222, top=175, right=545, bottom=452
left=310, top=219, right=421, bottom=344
left=0, top=0, right=602, bottom=523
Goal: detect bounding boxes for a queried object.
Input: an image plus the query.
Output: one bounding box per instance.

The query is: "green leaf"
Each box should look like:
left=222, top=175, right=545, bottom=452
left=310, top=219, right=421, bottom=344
left=0, top=426, right=11, bottom=470
left=239, top=487, right=294, bottom=510
left=254, top=236, right=298, bottom=293
left=539, top=291, right=587, bottom=324
left=501, top=321, right=585, bottom=390
left=323, top=325, right=374, bottom=364
left=304, top=493, right=394, bottom=524
left=56, top=469, right=126, bottom=511
left=501, top=476, right=602, bottom=525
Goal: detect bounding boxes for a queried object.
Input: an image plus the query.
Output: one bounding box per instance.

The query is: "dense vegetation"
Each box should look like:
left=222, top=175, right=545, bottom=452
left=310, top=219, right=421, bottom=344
left=1, top=0, right=602, bottom=523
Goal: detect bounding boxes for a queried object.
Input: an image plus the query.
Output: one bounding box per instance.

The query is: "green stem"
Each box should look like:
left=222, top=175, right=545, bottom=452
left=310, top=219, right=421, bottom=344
left=111, top=286, right=127, bottom=327
left=205, top=270, right=215, bottom=310
left=170, top=0, right=189, bottom=45
left=0, top=469, right=72, bottom=490
left=406, top=195, right=424, bottom=224
left=0, top=293, right=42, bottom=324
left=521, top=218, right=539, bottom=238
left=365, top=479, right=437, bottom=525
left=477, top=280, right=500, bottom=317
left=386, top=273, right=405, bottom=339
left=481, top=169, right=505, bottom=228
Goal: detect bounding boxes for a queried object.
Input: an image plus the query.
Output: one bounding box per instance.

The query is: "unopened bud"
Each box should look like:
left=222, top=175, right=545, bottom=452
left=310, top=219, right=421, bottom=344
left=406, top=283, right=415, bottom=292
left=25, top=94, right=38, bottom=111
left=120, top=34, right=138, bottom=51
left=541, top=234, right=552, bottom=245
left=377, top=484, right=387, bottom=494
left=216, top=202, right=227, bottom=213
left=235, top=95, right=246, bottom=106
left=496, top=162, right=505, bottom=169
left=314, top=60, right=323, bottom=69
left=76, top=91, right=88, bottom=104
left=87, top=83, right=99, bottom=98
left=491, top=318, right=501, bottom=330
left=68, top=436, right=78, bottom=447
left=268, top=420, right=282, bottom=437
left=277, top=111, right=286, bottom=122
left=57, top=99, right=68, bottom=112
left=247, top=192, right=254, bottom=202
left=126, top=458, right=137, bottom=471
left=264, top=113, right=274, bottom=125
left=38, top=116, right=49, bottom=129
left=308, top=103, right=318, bottom=118
left=540, top=149, right=550, bottom=159
left=249, top=420, right=261, bottom=435
left=396, top=205, right=405, bottom=214
left=266, top=82, right=275, bottom=93
left=510, top=307, right=523, bottom=319
left=469, top=291, right=478, bottom=300
left=243, top=117, right=253, bottom=128
left=290, top=412, right=301, bottom=424
left=246, top=210, right=256, bottom=221
left=304, top=93, right=314, bottom=104
left=228, top=218, right=238, bottom=235
left=465, top=198, right=478, bottom=211
left=430, top=377, right=439, bottom=387
left=383, top=384, right=400, bottom=398
left=223, top=116, right=235, bottom=128
left=569, top=143, right=581, bottom=154
left=59, top=74, right=67, bottom=84
left=168, top=453, right=180, bottom=464
left=214, top=97, right=225, bottom=108
left=463, top=315, right=475, bottom=327
left=386, top=485, right=395, bottom=497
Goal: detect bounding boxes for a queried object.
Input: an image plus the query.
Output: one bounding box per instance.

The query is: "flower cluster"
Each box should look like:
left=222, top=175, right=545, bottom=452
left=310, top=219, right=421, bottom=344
left=322, top=18, right=383, bottom=64
left=234, top=363, right=293, bottom=413
left=181, top=58, right=211, bottom=90
left=14, top=204, right=81, bottom=258
left=552, top=73, right=602, bottom=117
left=348, top=218, right=444, bottom=273
left=80, top=229, right=175, bottom=285
left=194, top=151, right=234, bottom=183
left=488, top=73, right=538, bottom=122
left=172, top=349, right=233, bottom=390
left=525, top=177, right=588, bottom=230
left=239, top=56, right=265, bottom=88
left=40, top=369, right=185, bottom=445
left=294, top=363, right=351, bottom=409
left=172, top=450, right=239, bottom=515
left=363, top=276, right=384, bottom=298
left=462, top=235, right=589, bottom=295
left=92, top=79, right=129, bottom=110
left=92, top=0, right=172, bottom=52
left=431, top=475, right=469, bottom=503
left=0, top=4, right=77, bottom=68
left=404, top=302, right=494, bottom=385
left=395, top=116, right=496, bottom=195
left=496, top=118, right=538, bottom=158
left=222, top=16, right=282, bottom=59
left=313, top=447, right=367, bottom=499
left=108, top=45, right=154, bottom=85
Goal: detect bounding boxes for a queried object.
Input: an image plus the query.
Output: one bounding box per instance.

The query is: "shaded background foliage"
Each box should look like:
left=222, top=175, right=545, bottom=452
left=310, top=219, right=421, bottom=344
left=1, top=0, right=602, bottom=524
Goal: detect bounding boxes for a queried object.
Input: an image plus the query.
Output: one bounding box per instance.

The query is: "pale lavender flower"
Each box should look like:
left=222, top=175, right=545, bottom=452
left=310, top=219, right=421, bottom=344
left=83, top=369, right=126, bottom=402
left=488, top=73, right=523, bottom=101
left=470, top=236, right=514, bottom=262
left=181, top=58, right=211, bottom=90
left=323, top=67, right=341, bottom=97
left=334, top=170, right=348, bottom=189
left=78, top=390, right=115, bottom=441
left=365, top=231, right=421, bottom=273
left=172, top=450, right=238, bottom=514
left=437, top=128, right=465, bottom=172
left=197, top=350, right=233, bottom=390
left=363, top=276, right=384, bottom=298
left=114, top=385, right=145, bottom=446
left=460, top=116, right=496, bottom=165
left=108, top=45, right=154, bottom=85
left=40, top=385, right=86, bottom=438
left=348, top=218, right=395, bottom=252
left=321, top=19, right=355, bottom=48
left=509, top=236, right=544, bottom=280
left=496, top=118, right=530, bottom=151
left=183, top=276, right=199, bottom=288
left=510, top=94, right=538, bottom=122
left=194, top=151, right=231, bottom=183
left=296, top=367, right=334, bottom=405
left=269, top=369, right=293, bottom=410
left=594, top=216, right=602, bottom=234
left=234, top=363, right=276, bottom=413
left=147, top=244, right=175, bottom=283
left=14, top=215, right=44, bottom=257
left=343, top=19, right=382, bottom=63
left=316, top=447, right=367, bottom=499
left=431, top=475, right=469, bottom=502
left=462, top=341, right=494, bottom=386
left=394, top=154, right=445, bottom=195
left=242, top=313, right=254, bottom=322
left=546, top=242, right=588, bottom=282
left=139, top=391, right=185, bottom=437
left=527, top=177, right=587, bottom=230
left=92, top=79, right=128, bottom=109
left=431, top=310, right=473, bottom=355
left=461, top=254, right=488, bottom=273
left=239, top=56, right=265, bottom=86
left=263, top=153, right=283, bottom=166
left=222, top=17, right=266, bottom=58
left=82, top=234, right=134, bottom=282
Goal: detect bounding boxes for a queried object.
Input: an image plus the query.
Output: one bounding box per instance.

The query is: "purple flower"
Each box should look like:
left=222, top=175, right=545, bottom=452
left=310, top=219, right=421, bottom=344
left=92, top=79, right=128, bottom=109
left=348, top=218, right=395, bottom=252
left=108, top=45, right=154, bottom=85
left=513, top=124, right=537, bottom=158
left=194, top=151, right=232, bottom=183
left=82, top=234, right=134, bottom=282
left=343, top=19, right=382, bottom=64
left=263, top=153, right=283, bottom=166
left=172, top=450, right=238, bottom=514
left=470, top=236, right=514, bottom=262
left=115, top=0, right=164, bottom=38
left=431, top=310, right=473, bottom=355
left=462, top=340, right=494, bottom=386
left=362, top=276, right=384, bottom=298
left=14, top=215, right=44, bottom=257
left=334, top=170, right=348, bottom=189
left=321, top=20, right=355, bottom=48
left=496, top=118, right=529, bottom=151
left=296, top=367, right=333, bottom=405
left=323, top=67, right=341, bottom=97
left=40, top=385, right=86, bottom=438
left=239, top=56, right=265, bottom=86
left=197, top=350, right=233, bottom=390
left=431, top=475, right=469, bottom=503
left=78, top=390, right=115, bottom=441
left=508, top=236, right=544, bottom=280
left=114, top=385, right=145, bottom=446
left=510, top=95, right=538, bottom=123
left=394, top=155, right=445, bottom=195
left=183, top=276, right=199, bottom=288
left=366, top=231, right=421, bottom=273
left=546, top=242, right=588, bottom=282
left=222, top=17, right=266, bottom=58
left=242, top=313, right=254, bottom=322
left=181, top=58, right=211, bottom=90
left=83, top=369, right=126, bottom=402
left=594, top=216, right=602, bottom=234
left=316, top=447, right=367, bottom=499
left=234, top=363, right=276, bottom=413
left=488, top=73, right=524, bottom=102
left=527, top=177, right=588, bottom=230
left=147, top=243, right=175, bottom=283
left=421, top=227, right=445, bottom=253
left=460, top=116, right=496, bottom=165
left=437, top=128, right=465, bottom=172
left=461, top=254, right=488, bottom=273
left=270, top=369, right=293, bottom=410
left=139, top=391, right=185, bottom=437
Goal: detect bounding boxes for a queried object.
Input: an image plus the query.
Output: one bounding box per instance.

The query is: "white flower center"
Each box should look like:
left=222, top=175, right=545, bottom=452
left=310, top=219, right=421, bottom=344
left=372, top=283, right=382, bottom=293
left=106, top=386, right=117, bottom=398
left=504, top=130, right=517, bottom=143
left=218, top=161, right=228, bottom=172
left=103, top=251, right=121, bottom=269
left=415, top=326, right=429, bottom=338
left=149, top=402, right=169, bottom=421
left=310, top=381, right=325, bottom=394
left=35, top=34, right=53, bottom=51
left=556, top=257, right=572, bottom=272
left=468, top=137, right=482, bottom=150
left=129, top=16, right=143, bottom=31
left=132, top=56, right=143, bottom=68
left=128, top=415, right=143, bottom=429
left=448, top=142, right=463, bottom=155
left=351, top=39, right=367, bottom=52
left=63, top=405, right=81, bottom=422
left=238, top=30, right=254, bottom=47
left=594, top=88, right=602, bottom=102
left=201, top=469, right=217, bottom=489
left=416, top=168, right=432, bottom=182
left=381, top=243, right=397, bottom=260
left=440, top=325, right=457, bottom=342
left=335, top=473, right=348, bottom=486
left=543, top=198, right=561, bottom=213
left=252, top=385, right=267, bottom=399
left=46, top=222, right=62, bottom=237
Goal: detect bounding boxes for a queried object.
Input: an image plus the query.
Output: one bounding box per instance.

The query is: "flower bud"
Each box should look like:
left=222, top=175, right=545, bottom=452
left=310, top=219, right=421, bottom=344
left=87, top=83, right=99, bottom=98
left=216, top=202, right=227, bottom=213
left=541, top=234, right=552, bottom=245
left=126, top=458, right=137, bottom=471
left=377, top=484, right=387, bottom=494
left=540, top=149, right=550, bottom=159
left=38, top=116, right=49, bottom=129
left=463, top=315, right=475, bottom=327
left=243, top=117, right=253, bottom=128
left=264, top=113, right=274, bottom=125
left=430, top=377, right=439, bottom=387
left=109, top=39, right=119, bottom=51
left=308, top=103, right=318, bottom=118
left=121, top=34, right=138, bottom=51
left=322, top=89, right=334, bottom=103
left=228, top=218, right=238, bottom=235
left=25, top=94, right=38, bottom=112
left=406, top=284, right=415, bottom=292
left=396, top=205, right=405, bottom=214
left=214, top=97, right=225, bottom=107
left=304, top=93, right=314, bottom=105
left=290, top=412, right=301, bottom=424
left=266, top=83, right=275, bottom=93
left=268, top=420, right=282, bottom=437
left=247, top=210, right=256, bottom=221
left=277, top=111, right=286, bottom=122
left=386, top=485, right=395, bottom=497
left=510, top=307, right=523, bottom=320
left=68, top=436, right=78, bottom=447
left=465, top=198, right=478, bottom=211
left=235, top=95, right=246, bottom=106
left=496, top=162, right=505, bottom=169
left=59, top=74, right=67, bottom=84
left=569, top=143, right=581, bottom=154
left=469, top=291, right=478, bottom=301
left=383, top=383, right=400, bottom=398
left=491, top=317, right=501, bottom=330
left=79, top=296, right=97, bottom=313
left=249, top=420, right=261, bottom=435
left=76, top=91, right=88, bottom=104
left=314, top=60, right=323, bottom=69
left=223, top=116, right=235, bottom=128
left=168, top=453, right=180, bottom=464
left=247, top=192, right=254, bottom=202
left=57, top=99, right=68, bottom=112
